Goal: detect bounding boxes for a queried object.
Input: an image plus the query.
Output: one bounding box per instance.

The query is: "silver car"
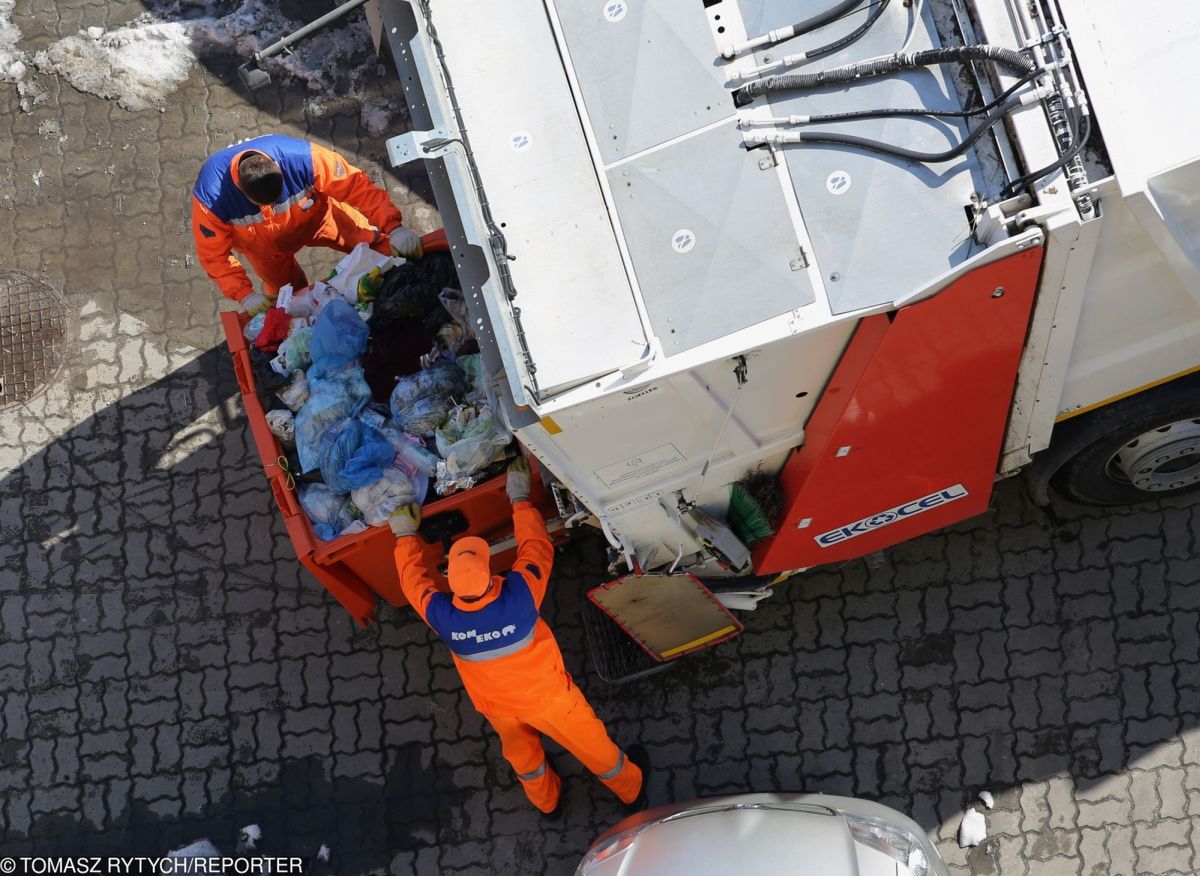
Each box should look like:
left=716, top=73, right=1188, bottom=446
left=577, top=793, right=950, bottom=876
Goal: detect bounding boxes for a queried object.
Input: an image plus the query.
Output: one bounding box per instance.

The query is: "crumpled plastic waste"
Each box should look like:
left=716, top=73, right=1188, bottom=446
left=351, top=466, right=420, bottom=527
left=281, top=325, right=312, bottom=371
left=318, top=417, right=397, bottom=495
left=439, top=287, right=470, bottom=332
left=265, top=409, right=295, bottom=446
left=389, top=358, right=465, bottom=411
left=243, top=311, right=267, bottom=343
left=381, top=422, right=440, bottom=476
left=326, top=243, right=396, bottom=303
left=298, top=483, right=365, bottom=542
left=393, top=394, right=452, bottom=438
left=295, top=365, right=372, bottom=472
left=276, top=370, right=309, bottom=412
left=309, top=299, right=370, bottom=381
left=457, top=354, right=488, bottom=404
left=434, top=403, right=511, bottom=494
left=388, top=358, right=465, bottom=436
left=255, top=306, right=292, bottom=353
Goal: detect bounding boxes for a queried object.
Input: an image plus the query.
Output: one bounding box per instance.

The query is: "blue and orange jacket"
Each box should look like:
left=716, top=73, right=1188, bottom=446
left=191, top=134, right=403, bottom=302
left=396, top=502, right=562, bottom=716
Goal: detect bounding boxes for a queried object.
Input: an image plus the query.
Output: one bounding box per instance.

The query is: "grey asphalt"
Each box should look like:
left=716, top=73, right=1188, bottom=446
left=2, top=2, right=1200, bottom=874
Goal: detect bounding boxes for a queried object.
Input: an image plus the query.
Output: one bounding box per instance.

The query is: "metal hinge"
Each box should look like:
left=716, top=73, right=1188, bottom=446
left=385, top=128, right=454, bottom=167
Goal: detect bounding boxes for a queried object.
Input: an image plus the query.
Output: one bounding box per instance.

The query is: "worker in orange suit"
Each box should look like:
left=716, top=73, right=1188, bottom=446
left=389, top=458, right=649, bottom=818
left=191, top=134, right=423, bottom=314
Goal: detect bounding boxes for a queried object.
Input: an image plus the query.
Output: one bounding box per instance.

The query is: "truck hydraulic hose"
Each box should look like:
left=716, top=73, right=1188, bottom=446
left=792, top=72, right=1039, bottom=125
left=800, top=0, right=890, bottom=63
left=729, top=1, right=890, bottom=83
left=1001, top=111, right=1093, bottom=198
left=734, top=44, right=1036, bottom=106
left=721, top=0, right=863, bottom=59
left=745, top=93, right=1025, bottom=164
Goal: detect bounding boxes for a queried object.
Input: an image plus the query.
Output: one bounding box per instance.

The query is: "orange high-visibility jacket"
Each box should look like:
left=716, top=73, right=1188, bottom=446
left=191, top=134, right=404, bottom=302
left=395, top=502, right=561, bottom=716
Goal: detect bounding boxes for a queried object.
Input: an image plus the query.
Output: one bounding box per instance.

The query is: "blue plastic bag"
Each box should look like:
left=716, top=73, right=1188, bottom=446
left=319, top=418, right=397, bottom=494
left=298, top=483, right=359, bottom=541
left=309, top=298, right=369, bottom=381
left=295, top=364, right=372, bottom=472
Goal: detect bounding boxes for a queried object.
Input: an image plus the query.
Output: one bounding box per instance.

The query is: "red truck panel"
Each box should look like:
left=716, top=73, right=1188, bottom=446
left=754, top=247, right=1045, bottom=573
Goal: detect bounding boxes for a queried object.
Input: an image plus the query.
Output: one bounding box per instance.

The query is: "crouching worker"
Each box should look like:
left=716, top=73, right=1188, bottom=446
left=191, top=134, right=424, bottom=314
left=390, top=458, right=648, bottom=817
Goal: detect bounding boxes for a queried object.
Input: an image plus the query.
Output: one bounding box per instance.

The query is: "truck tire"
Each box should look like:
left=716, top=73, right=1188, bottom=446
left=1051, top=381, right=1200, bottom=505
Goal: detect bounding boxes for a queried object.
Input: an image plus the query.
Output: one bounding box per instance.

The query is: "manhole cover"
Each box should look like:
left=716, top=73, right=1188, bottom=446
left=0, top=272, right=70, bottom=409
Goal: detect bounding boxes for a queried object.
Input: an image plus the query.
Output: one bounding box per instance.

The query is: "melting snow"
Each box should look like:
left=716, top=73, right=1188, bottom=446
left=958, top=808, right=987, bottom=848
left=239, top=824, right=262, bottom=849
left=169, top=839, right=222, bottom=857
left=34, top=18, right=195, bottom=112
left=978, top=790, right=994, bottom=809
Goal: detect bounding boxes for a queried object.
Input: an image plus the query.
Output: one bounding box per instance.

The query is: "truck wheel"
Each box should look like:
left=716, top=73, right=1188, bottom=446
left=1052, top=386, right=1200, bottom=505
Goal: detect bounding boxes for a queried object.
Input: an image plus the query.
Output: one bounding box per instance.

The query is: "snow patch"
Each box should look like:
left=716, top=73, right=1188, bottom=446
left=958, top=808, right=987, bottom=848
left=0, top=0, right=23, bottom=83
left=31, top=169, right=43, bottom=187
left=239, top=824, right=262, bottom=849
left=978, top=790, right=994, bottom=809
left=34, top=18, right=195, bottom=112
left=169, top=839, right=222, bottom=857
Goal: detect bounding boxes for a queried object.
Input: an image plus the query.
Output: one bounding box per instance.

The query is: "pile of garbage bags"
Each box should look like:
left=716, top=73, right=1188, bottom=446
left=245, top=242, right=513, bottom=541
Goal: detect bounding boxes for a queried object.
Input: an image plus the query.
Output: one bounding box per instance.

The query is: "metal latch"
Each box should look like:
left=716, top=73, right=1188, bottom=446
left=385, top=128, right=455, bottom=167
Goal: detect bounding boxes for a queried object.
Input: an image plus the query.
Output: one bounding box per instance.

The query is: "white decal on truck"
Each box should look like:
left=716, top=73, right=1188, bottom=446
left=815, top=484, right=969, bottom=548
left=595, top=444, right=685, bottom=489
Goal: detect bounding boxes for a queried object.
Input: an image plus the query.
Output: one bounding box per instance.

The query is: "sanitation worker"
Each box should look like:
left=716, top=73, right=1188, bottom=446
left=191, top=134, right=423, bottom=314
left=389, top=458, right=649, bottom=817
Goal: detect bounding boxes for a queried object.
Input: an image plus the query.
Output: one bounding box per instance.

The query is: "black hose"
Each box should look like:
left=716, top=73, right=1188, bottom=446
left=786, top=0, right=865, bottom=43
left=784, top=93, right=1024, bottom=163
left=804, top=0, right=890, bottom=63
left=734, top=45, right=1036, bottom=106
left=1001, top=111, right=1092, bottom=198
left=802, top=71, right=1038, bottom=124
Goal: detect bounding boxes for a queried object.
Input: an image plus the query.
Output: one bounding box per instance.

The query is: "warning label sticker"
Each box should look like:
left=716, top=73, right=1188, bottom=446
left=595, top=444, right=686, bottom=489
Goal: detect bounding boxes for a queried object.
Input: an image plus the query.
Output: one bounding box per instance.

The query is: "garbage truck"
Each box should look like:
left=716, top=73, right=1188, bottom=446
left=227, top=0, right=1200, bottom=672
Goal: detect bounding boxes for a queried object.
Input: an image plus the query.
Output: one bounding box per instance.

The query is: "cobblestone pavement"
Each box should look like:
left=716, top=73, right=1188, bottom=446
left=4, top=2, right=1200, bottom=875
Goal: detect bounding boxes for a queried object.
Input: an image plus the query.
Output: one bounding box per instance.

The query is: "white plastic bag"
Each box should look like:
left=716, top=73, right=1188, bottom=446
left=265, top=409, right=295, bottom=446
left=326, top=243, right=396, bottom=302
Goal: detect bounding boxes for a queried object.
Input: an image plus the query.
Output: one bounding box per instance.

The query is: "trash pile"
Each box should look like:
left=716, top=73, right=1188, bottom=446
left=244, top=242, right=513, bottom=541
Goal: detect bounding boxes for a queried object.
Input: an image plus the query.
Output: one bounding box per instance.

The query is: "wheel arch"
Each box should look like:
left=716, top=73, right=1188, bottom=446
left=1026, top=369, right=1200, bottom=505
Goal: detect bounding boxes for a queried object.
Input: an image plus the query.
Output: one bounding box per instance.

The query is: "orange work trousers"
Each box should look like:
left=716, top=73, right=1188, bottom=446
left=242, top=199, right=390, bottom=297
left=485, top=683, right=642, bottom=813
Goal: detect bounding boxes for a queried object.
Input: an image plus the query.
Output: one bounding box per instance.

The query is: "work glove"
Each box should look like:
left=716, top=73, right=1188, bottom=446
left=506, top=457, right=531, bottom=505
left=388, top=502, right=421, bottom=537
left=240, top=292, right=272, bottom=315
left=389, top=226, right=423, bottom=259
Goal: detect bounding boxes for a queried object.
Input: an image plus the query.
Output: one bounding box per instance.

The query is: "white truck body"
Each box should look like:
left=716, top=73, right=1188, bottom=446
left=374, top=0, right=1200, bottom=578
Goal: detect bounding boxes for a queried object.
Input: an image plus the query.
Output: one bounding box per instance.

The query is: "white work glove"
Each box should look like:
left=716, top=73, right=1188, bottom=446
left=388, top=502, right=421, bottom=537
left=389, top=226, right=423, bottom=259
left=241, top=292, right=272, bottom=315
left=506, top=457, right=531, bottom=505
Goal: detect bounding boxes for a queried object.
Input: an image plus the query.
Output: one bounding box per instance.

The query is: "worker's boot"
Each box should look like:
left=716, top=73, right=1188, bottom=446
left=622, top=744, right=650, bottom=815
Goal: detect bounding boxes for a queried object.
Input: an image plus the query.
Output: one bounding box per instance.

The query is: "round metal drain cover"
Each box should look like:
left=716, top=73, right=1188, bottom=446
left=0, top=272, right=70, bottom=409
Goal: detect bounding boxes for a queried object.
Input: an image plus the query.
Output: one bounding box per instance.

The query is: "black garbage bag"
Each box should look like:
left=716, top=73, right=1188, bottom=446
left=368, top=251, right=460, bottom=337
left=249, top=347, right=291, bottom=412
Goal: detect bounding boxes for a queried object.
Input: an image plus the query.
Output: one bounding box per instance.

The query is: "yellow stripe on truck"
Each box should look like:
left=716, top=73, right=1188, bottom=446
left=1055, top=363, right=1200, bottom=422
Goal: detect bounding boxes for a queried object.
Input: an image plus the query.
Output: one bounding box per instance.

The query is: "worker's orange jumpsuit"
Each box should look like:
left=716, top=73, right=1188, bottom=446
left=395, top=502, right=643, bottom=812
left=191, top=134, right=403, bottom=304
